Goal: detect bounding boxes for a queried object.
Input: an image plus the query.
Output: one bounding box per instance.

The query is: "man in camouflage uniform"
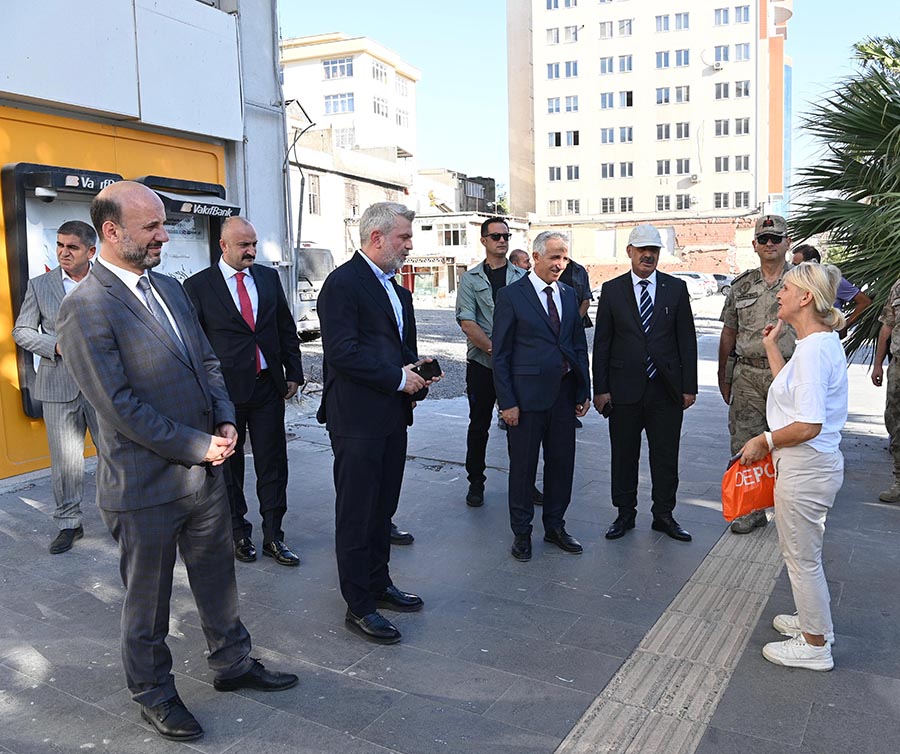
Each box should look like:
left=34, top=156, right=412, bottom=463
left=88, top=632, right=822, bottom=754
left=871, top=278, right=900, bottom=502
left=718, top=215, right=796, bottom=533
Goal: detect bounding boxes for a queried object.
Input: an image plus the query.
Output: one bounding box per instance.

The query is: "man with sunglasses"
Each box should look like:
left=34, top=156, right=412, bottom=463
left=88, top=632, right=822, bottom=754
left=456, top=217, right=531, bottom=507
left=718, top=215, right=796, bottom=534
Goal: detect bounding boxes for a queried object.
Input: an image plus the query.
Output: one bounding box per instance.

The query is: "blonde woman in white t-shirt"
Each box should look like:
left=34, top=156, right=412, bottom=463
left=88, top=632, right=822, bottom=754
left=739, top=262, right=848, bottom=671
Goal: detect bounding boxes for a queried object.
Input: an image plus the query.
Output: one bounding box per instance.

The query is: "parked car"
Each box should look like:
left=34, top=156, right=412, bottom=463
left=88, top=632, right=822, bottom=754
left=669, top=271, right=712, bottom=299
left=713, top=273, right=735, bottom=295
left=295, top=242, right=335, bottom=341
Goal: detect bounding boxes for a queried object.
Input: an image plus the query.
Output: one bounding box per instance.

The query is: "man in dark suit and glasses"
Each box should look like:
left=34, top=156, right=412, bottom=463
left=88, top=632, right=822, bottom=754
left=184, top=216, right=304, bottom=567
left=57, top=182, right=297, bottom=743
left=593, top=224, right=698, bottom=542
left=317, top=201, right=439, bottom=644
left=492, top=231, right=591, bottom=561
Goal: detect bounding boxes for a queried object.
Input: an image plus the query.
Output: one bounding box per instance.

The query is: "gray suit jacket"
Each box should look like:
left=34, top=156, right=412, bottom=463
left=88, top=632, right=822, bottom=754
left=12, top=267, right=81, bottom=403
left=57, top=261, right=236, bottom=511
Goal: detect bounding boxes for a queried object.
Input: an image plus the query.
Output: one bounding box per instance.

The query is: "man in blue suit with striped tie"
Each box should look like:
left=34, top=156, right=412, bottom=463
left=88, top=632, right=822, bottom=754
left=593, top=224, right=698, bottom=542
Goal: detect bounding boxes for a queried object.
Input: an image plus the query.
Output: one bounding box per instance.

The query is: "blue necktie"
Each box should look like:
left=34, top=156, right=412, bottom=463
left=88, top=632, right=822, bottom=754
left=638, top=280, right=657, bottom=380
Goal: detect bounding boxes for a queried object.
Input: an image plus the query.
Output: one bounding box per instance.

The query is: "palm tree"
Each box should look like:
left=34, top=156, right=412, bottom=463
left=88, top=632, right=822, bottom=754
left=789, top=36, right=900, bottom=357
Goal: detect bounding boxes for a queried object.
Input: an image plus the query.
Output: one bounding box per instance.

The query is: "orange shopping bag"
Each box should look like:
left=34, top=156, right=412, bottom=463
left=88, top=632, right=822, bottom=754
left=721, top=453, right=775, bottom=522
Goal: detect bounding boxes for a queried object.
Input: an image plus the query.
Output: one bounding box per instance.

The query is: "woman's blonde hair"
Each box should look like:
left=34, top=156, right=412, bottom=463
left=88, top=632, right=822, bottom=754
left=784, top=261, right=847, bottom=331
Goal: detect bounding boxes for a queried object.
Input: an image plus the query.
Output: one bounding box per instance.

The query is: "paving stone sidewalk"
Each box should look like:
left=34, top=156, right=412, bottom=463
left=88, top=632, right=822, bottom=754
left=0, top=348, right=898, bottom=753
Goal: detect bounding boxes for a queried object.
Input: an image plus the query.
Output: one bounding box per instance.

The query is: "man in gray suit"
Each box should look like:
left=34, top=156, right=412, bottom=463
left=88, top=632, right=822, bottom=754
left=13, top=220, right=100, bottom=554
left=57, top=182, right=297, bottom=743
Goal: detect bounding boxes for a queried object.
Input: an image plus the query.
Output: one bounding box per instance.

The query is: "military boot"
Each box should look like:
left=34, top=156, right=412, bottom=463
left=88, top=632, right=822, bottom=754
left=878, top=483, right=900, bottom=503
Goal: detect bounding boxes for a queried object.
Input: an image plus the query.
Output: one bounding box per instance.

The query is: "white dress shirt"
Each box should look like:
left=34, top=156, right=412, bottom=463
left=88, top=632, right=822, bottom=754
left=528, top=270, right=563, bottom=318
left=218, top=257, right=268, bottom=370
left=630, top=270, right=658, bottom=308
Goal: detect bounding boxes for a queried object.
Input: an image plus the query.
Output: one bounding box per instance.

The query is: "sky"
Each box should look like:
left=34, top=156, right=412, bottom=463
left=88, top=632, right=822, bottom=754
left=277, top=1, right=894, bottom=192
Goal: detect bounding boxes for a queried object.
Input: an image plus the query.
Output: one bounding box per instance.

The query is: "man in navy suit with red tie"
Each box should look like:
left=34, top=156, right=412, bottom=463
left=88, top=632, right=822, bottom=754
left=492, top=231, right=591, bottom=562
left=593, top=224, right=698, bottom=542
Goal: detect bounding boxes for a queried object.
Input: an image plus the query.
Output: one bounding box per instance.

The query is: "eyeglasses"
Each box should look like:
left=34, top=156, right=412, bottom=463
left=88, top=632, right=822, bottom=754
left=483, top=233, right=511, bottom=241
left=756, top=234, right=784, bottom=245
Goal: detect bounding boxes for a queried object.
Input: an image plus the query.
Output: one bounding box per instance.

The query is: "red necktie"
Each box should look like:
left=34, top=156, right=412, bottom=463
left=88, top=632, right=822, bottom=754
left=235, top=272, right=261, bottom=373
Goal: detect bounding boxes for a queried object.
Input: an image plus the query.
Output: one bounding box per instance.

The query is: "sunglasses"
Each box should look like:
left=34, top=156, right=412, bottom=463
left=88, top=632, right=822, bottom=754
left=756, top=234, right=784, bottom=245
left=483, top=233, right=511, bottom=241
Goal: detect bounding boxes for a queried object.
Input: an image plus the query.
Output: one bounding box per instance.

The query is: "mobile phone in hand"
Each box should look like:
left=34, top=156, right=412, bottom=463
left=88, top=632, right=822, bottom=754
left=412, top=359, right=441, bottom=381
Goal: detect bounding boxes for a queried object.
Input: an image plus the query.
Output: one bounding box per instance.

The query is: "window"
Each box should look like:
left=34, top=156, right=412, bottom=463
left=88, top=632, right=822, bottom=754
left=323, top=57, right=353, bottom=79
left=735, top=43, right=750, bottom=62
left=735, top=80, right=750, bottom=98
left=547, top=0, right=559, bottom=8
left=656, top=51, right=670, bottom=69
left=566, top=95, right=579, bottom=112
left=656, top=195, right=671, bottom=211
left=549, top=131, right=562, bottom=147
left=735, top=191, right=750, bottom=208
left=620, top=197, right=634, bottom=212
left=714, top=192, right=730, bottom=209
left=566, top=130, right=580, bottom=146
left=656, top=14, right=669, bottom=32
left=547, top=62, right=560, bottom=79
left=676, top=49, right=690, bottom=67
left=600, top=56, right=614, bottom=74
left=715, top=156, right=730, bottom=172
left=373, top=97, right=389, bottom=117
left=676, top=194, right=691, bottom=210
left=549, top=166, right=562, bottom=181
left=715, top=45, right=729, bottom=62
left=715, top=7, right=729, bottom=25
left=619, top=90, right=633, bottom=108
left=735, top=154, right=750, bottom=171
left=735, top=5, right=750, bottom=23
left=599, top=21, right=613, bottom=39
left=548, top=200, right=562, bottom=216
left=565, top=60, right=578, bottom=77
left=600, top=127, right=614, bottom=144
left=334, top=126, right=355, bottom=148
left=563, top=0, right=576, bottom=7
left=600, top=162, right=615, bottom=179
left=566, top=199, right=581, bottom=214
left=567, top=164, right=580, bottom=180
left=736, top=117, right=750, bottom=135
left=372, top=61, right=388, bottom=84
left=600, top=198, right=615, bottom=214
left=396, top=109, right=409, bottom=127
left=546, top=27, right=560, bottom=44
left=345, top=182, right=359, bottom=217
left=548, top=97, right=560, bottom=113
left=395, top=77, right=409, bottom=96
left=676, top=121, right=690, bottom=139
left=676, top=158, right=690, bottom=175
left=324, top=92, right=354, bottom=114
left=676, top=85, right=690, bottom=103
left=675, top=12, right=689, bottom=30
left=657, top=159, right=671, bottom=176
left=618, top=19, right=633, bottom=36
left=438, top=222, right=467, bottom=246
left=657, top=123, right=671, bottom=140
left=564, top=25, right=579, bottom=42
left=619, top=54, right=633, bottom=72
left=619, top=126, right=633, bottom=143
left=715, top=82, right=730, bottom=100
left=715, top=118, right=729, bottom=136
left=656, top=87, right=671, bottom=104
left=620, top=161, right=634, bottom=177
left=600, top=92, right=614, bottom=109
left=308, top=174, right=320, bottom=215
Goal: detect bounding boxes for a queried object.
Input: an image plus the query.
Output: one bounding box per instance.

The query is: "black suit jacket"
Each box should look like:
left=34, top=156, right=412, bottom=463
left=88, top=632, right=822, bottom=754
left=593, top=271, right=697, bottom=405
left=316, top=251, right=423, bottom=439
left=184, top=261, right=303, bottom=404
left=492, top=276, right=590, bottom=412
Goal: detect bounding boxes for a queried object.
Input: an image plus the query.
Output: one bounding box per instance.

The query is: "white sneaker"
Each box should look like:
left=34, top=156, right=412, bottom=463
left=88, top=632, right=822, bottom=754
left=772, top=613, right=835, bottom=644
left=762, top=636, right=834, bottom=671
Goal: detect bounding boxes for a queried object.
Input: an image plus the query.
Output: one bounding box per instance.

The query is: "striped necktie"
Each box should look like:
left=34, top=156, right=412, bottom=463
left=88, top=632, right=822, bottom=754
left=638, top=280, right=657, bottom=380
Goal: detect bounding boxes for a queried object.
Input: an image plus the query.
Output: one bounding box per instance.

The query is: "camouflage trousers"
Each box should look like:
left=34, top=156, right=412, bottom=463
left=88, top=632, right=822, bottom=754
left=728, top=363, right=774, bottom=456
left=885, top=362, right=900, bottom=480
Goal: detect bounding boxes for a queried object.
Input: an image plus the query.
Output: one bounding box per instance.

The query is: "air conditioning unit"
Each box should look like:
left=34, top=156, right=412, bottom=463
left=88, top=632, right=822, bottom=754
left=713, top=61, right=724, bottom=71
left=690, top=174, right=701, bottom=183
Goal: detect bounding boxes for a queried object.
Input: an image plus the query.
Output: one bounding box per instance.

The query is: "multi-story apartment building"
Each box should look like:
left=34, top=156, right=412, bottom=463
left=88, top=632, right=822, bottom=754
left=509, top=0, right=793, bottom=264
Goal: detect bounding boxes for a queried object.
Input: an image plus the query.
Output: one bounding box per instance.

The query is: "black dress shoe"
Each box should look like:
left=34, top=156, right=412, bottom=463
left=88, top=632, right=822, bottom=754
left=140, top=695, right=203, bottom=741
left=390, top=523, right=415, bottom=546
left=466, top=484, right=485, bottom=507
left=262, top=540, right=300, bottom=566
left=234, top=538, right=257, bottom=562
left=544, top=527, right=584, bottom=553
left=533, top=486, right=544, bottom=506
left=214, top=658, right=299, bottom=692
left=345, top=610, right=402, bottom=644
left=375, top=584, right=424, bottom=612
left=605, top=515, right=636, bottom=540
left=652, top=516, right=692, bottom=542
left=49, top=526, right=83, bottom=554
left=511, top=534, right=532, bottom=561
